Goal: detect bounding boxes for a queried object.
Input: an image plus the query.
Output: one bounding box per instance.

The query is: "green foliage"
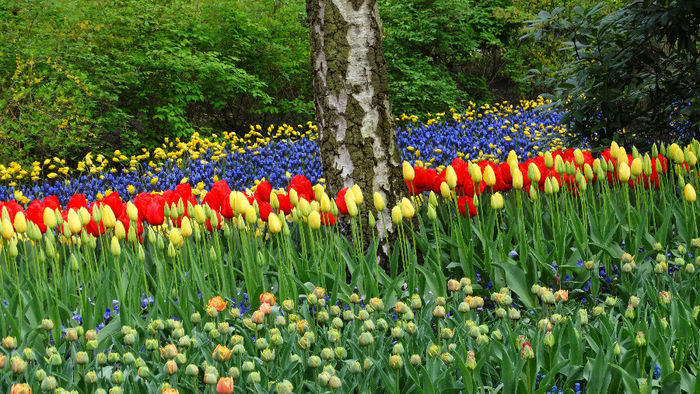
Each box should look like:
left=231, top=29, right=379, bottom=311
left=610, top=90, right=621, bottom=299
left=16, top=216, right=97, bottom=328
left=0, top=0, right=311, bottom=162
left=525, top=0, right=700, bottom=148
left=380, top=0, right=525, bottom=114
left=0, top=0, right=637, bottom=163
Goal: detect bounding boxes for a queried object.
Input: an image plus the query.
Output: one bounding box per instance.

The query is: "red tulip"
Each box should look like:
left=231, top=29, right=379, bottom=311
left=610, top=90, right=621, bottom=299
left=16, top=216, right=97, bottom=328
left=255, top=180, right=272, bottom=202
left=25, top=200, right=47, bottom=233
left=67, top=194, right=88, bottom=211
left=258, top=201, right=272, bottom=221
left=288, top=175, right=314, bottom=202
left=145, top=198, right=165, bottom=226
left=336, top=188, right=349, bottom=215
left=457, top=196, right=477, bottom=218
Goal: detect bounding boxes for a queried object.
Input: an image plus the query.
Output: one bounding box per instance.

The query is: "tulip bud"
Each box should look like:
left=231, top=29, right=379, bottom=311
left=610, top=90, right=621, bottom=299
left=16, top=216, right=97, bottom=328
left=403, top=161, right=415, bottom=181
left=439, top=181, right=451, bottom=199
left=391, top=205, right=402, bottom=224
left=469, top=163, right=482, bottom=183
left=544, top=177, right=553, bottom=195
left=346, top=196, right=358, bottom=217
left=400, top=198, right=415, bottom=218
left=521, top=342, right=535, bottom=359
left=554, top=155, right=565, bottom=174
left=164, top=359, right=178, bottom=375
left=512, top=168, right=524, bottom=190
left=445, top=165, right=457, bottom=188
left=308, top=211, right=321, bottom=230
left=349, top=184, right=363, bottom=205
left=1, top=217, right=14, bottom=240
left=617, top=161, right=630, bottom=182
left=544, top=151, right=554, bottom=168
left=630, top=158, right=642, bottom=177
left=3, top=336, right=17, bottom=350
left=13, top=212, right=26, bottom=234
left=389, top=354, right=403, bottom=369
left=635, top=331, right=646, bottom=347
left=685, top=184, right=696, bottom=203
left=490, top=192, right=504, bottom=210
left=527, top=163, right=541, bottom=184
left=427, top=204, right=437, bottom=221
left=102, top=205, right=116, bottom=229
left=483, top=165, right=496, bottom=187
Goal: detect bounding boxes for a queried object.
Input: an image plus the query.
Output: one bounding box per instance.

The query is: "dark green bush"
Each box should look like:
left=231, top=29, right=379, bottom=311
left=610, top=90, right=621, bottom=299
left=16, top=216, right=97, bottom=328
left=525, top=0, right=700, bottom=148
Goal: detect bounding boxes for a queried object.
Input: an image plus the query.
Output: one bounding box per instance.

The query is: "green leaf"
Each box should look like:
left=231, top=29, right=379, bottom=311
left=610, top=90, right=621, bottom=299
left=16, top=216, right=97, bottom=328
left=493, top=261, right=535, bottom=309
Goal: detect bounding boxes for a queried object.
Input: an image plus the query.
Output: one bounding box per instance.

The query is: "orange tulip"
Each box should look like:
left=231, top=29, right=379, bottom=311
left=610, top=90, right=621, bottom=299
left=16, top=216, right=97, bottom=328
left=259, top=302, right=272, bottom=315
left=554, top=289, right=569, bottom=303
left=208, top=296, right=227, bottom=312
left=251, top=310, right=265, bottom=324
left=216, top=377, right=234, bottom=394
left=11, top=384, right=31, bottom=394
left=212, top=344, right=232, bottom=362
left=260, top=292, right=276, bottom=306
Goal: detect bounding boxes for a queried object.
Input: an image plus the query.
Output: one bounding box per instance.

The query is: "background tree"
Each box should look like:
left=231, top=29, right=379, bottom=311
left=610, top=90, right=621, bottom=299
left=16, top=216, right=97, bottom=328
left=306, top=0, right=404, bottom=249
left=526, top=0, right=700, bottom=148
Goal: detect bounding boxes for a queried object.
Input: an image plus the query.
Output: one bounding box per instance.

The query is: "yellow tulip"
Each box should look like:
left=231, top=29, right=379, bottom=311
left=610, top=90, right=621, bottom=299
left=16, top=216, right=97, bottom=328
left=440, top=181, right=451, bottom=199
left=1, top=218, right=14, bottom=240
left=308, top=211, right=321, bottom=230
left=490, top=192, right=504, bottom=210
left=346, top=197, right=358, bottom=217
left=617, top=147, right=627, bottom=163
left=618, top=161, right=631, bottom=182
left=289, top=188, right=299, bottom=207
left=181, top=216, right=193, bottom=237
left=483, top=166, right=496, bottom=187
left=298, top=198, right=311, bottom=217
left=79, top=207, right=91, bottom=225
left=268, top=213, right=282, bottom=234
left=235, top=192, right=250, bottom=215
left=630, top=158, right=642, bottom=177
left=403, top=161, right=415, bottom=182
left=469, top=163, right=482, bottom=183
left=512, top=168, right=524, bottom=190
left=391, top=205, right=403, bottom=225
left=67, top=209, right=82, bottom=235
left=400, top=198, right=415, bottom=218
left=126, top=202, right=139, bottom=222
left=321, top=194, right=332, bottom=213
left=351, top=184, right=363, bottom=205
left=114, top=221, right=126, bottom=240
left=168, top=228, right=182, bottom=247
left=270, top=192, right=280, bottom=210
left=544, top=151, right=554, bottom=168
left=507, top=150, right=518, bottom=167
left=13, top=212, right=26, bottom=234
left=373, top=192, right=385, bottom=211
left=610, top=141, right=620, bottom=160
left=110, top=236, right=121, bottom=257
left=445, top=166, right=457, bottom=189
left=685, top=184, right=696, bottom=203
left=544, top=177, right=553, bottom=195
left=102, top=205, right=116, bottom=229
left=245, top=205, right=257, bottom=224
left=193, top=204, right=206, bottom=224
left=313, top=184, right=325, bottom=202
left=43, top=207, right=57, bottom=229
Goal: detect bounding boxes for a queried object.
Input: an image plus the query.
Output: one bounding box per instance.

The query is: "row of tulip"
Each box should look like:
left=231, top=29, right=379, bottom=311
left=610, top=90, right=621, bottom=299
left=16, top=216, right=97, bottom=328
left=4, top=267, right=699, bottom=393
left=0, top=139, right=697, bottom=392
left=0, top=99, right=567, bottom=206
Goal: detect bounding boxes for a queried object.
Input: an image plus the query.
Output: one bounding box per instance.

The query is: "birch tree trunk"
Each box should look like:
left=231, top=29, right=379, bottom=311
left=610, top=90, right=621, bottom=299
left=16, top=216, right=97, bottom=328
left=307, top=0, right=404, bottom=257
